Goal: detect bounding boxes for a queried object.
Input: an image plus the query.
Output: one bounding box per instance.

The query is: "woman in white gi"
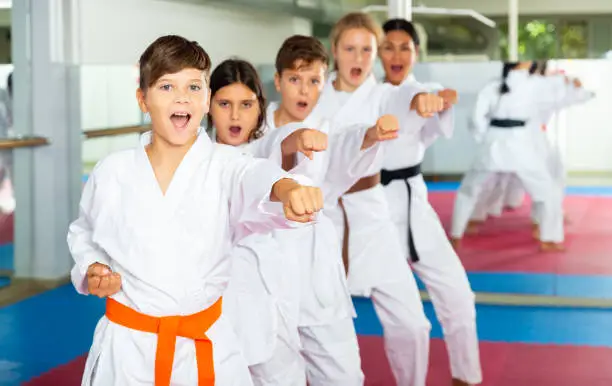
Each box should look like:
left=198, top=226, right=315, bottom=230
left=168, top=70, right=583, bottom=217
left=378, top=18, right=482, bottom=386
left=451, top=61, right=571, bottom=251
left=316, top=12, right=446, bottom=386
left=67, top=36, right=324, bottom=386
left=466, top=61, right=593, bottom=237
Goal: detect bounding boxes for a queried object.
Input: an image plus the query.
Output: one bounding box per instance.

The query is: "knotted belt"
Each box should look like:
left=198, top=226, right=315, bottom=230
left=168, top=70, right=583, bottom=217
left=105, top=297, right=222, bottom=385
left=381, top=164, right=422, bottom=262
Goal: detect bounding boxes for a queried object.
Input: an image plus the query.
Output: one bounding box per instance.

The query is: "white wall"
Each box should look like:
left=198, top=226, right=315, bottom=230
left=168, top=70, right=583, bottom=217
left=77, top=0, right=312, bottom=165
left=74, top=0, right=312, bottom=66
left=550, top=60, right=612, bottom=172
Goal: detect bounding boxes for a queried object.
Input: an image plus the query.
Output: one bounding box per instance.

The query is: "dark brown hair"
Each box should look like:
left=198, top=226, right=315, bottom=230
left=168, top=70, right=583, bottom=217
left=207, top=59, right=267, bottom=141
left=138, top=35, right=211, bottom=91
left=382, top=18, right=420, bottom=46
left=275, top=35, right=329, bottom=75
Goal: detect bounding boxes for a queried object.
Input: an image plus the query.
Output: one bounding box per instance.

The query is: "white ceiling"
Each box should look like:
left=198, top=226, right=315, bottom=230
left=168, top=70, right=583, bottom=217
left=419, top=0, right=612, bottom=16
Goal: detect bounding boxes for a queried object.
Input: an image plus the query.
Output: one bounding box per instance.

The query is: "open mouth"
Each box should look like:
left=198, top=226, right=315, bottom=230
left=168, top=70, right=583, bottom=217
left=228, top=125, right=242, bottom=136
left=390, top=64, right=404, bottom=73
left=170, top=112, right=191, bottom=130
left=350, top=67, right=362, bottom=78
left=296, top=101, right=309, bottom=110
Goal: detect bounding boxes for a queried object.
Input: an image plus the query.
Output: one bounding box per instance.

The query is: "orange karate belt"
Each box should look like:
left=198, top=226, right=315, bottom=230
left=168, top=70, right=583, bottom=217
left=105, top=297, right=222, bottom=386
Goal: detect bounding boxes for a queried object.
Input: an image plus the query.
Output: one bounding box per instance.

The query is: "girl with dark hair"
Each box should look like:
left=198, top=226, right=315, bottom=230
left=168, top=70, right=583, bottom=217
left=450, top=59, right=583, bottom=251
left=207, top=58, right=312, bottom=385
left=379, top=18, right=482, bottom=386
left=470, top=60, right=594, bottom=236
left=208, top=59, right=268, bottom=145
left=209, top=56, right=404, bottom=385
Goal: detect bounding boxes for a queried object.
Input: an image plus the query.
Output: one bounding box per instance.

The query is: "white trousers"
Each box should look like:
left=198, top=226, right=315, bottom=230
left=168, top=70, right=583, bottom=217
left=387, top=177, right=482, bottom=384
left=371, top=280, right=432, bottom=386
left=452, top=168, right=564, bottom=242
left=250, top=321, right=306, bottom=386
left=299, top=317, right=364, bottom=386
left=503, top=175, right=526, bottom=209
left=471, top=173, right=507, bottom=221
left=471, top=173, right=524, bottom=222
left=411, top=248, right=481, bottom=384
left=329, top=185, right=432, bottom=385
left=533, top=146, right=566, bottom=225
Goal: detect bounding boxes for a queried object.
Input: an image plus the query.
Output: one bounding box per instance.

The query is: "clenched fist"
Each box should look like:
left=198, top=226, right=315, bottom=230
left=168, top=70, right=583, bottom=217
left=271, top=179, right=323, bottom=223
left=411, top=92, right=445, bottom=118
left=87, top=262, right=121, bottom=298
left=362, top=114, right=400, bottom=149
left=437, top=88, right=458, bottom=110
left=282, top=128, right=328, bottom=160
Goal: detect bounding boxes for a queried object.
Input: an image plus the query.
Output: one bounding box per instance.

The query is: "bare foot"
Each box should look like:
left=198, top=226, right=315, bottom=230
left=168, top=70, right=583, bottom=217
left=532, top=223, right=540, bottom=240
left=466, top=220, right=483, bottom=235
left=452, top=379, right=473, bottom=386
left=450, top=237, right=462, bottom=249
left=540, top=241, right=565, bottom=252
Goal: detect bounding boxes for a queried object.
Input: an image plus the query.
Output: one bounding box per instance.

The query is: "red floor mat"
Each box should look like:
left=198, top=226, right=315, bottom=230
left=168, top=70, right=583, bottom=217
left=429, top=192, right=612, bottom=275
left=23, top=356, right=85, bottom=386
left=25, top=338, right=612, bottom=386
left=360, top=336, right=612, bottom=386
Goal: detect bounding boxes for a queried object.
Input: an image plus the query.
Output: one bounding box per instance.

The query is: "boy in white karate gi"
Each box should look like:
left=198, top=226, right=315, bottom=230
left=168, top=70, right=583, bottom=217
left=68, top=35, right=323, bottom=386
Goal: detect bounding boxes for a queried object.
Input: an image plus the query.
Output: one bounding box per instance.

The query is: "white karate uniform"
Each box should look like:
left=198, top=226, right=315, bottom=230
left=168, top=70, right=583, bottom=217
left=315, top=72, right=433, bottom=386
left=472, top=76, right=594, bottom=226
left=223, top=231, right=304, bottom=386
left=68, top=130, right=301, bottom=386
left=382, top=74, right=482, bottom=384
left=469, top=173, right=517, bottom=222
left=451, top=70, right=569, bottom=243
left=248, top=110, right=384, bottom=386
left=529, top=77, right=595, bottom=225
left=219, top=137, right=305, bottom=386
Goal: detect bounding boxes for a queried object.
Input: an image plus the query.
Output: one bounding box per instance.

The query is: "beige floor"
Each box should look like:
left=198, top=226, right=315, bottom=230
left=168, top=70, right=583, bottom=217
left=0, top=277, right=70, bottom=307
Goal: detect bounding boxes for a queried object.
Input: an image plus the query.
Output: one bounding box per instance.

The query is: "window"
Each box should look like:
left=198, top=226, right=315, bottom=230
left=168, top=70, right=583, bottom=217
left=497, top=18, right=589, bottom=60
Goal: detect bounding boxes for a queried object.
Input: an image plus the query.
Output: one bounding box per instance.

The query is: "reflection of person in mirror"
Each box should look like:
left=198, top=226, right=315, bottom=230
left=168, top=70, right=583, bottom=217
left=0, top=72, right=14, bottom=215
left=451, top=61, right=594, bottom=252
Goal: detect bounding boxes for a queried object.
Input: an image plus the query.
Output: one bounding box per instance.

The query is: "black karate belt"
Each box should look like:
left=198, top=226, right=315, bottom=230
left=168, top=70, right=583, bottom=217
left=490, top=118, right=526, bottom=128
left=380, top=164, right=422, bottom=263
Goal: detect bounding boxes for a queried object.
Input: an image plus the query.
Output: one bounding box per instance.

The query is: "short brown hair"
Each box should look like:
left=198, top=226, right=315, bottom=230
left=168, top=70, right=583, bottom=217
left=330, top=12, right=383, bottom=48
left=275, top=35, right=329, bottom=75
left=139, top=35, right=211, bottom=90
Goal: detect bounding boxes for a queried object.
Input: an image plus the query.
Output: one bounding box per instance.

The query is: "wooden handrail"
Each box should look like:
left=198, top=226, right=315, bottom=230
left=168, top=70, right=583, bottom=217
left=83, top=124, right=151, bottom=139
left=0, top=136, right=50, bottom=149
left=0, top=124, right=151, bottom=149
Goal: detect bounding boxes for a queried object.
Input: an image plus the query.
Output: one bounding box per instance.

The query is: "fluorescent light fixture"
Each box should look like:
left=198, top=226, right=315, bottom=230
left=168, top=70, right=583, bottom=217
left=361, top=4, right=497, bottom=28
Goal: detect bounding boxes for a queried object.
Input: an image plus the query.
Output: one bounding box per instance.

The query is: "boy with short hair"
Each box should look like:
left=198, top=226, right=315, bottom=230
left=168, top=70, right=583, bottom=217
left=250, top=34, right=402, bottom=385
left=68, top=35, right=323, bottom=386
